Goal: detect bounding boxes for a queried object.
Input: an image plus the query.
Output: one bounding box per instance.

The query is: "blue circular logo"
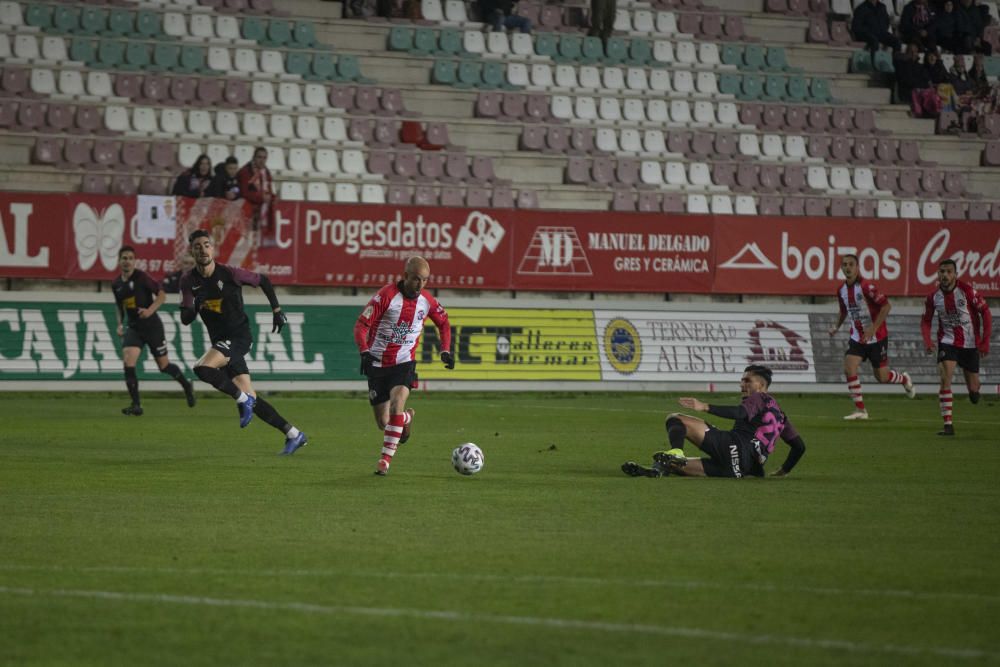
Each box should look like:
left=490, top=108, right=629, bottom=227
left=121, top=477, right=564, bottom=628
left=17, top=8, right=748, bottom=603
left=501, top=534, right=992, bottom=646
left=604, top=318, right=641, bottom=375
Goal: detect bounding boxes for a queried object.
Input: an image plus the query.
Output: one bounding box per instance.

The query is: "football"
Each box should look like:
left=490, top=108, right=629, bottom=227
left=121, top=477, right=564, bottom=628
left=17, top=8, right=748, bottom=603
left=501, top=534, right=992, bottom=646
left=452, top=443, right=484, bottom=475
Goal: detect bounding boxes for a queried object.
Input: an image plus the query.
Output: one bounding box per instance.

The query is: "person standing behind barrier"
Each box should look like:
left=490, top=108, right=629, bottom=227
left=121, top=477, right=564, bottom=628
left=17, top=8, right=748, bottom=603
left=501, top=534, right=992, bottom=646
left=207, top=157, right=242, bottom=200
left=852, top=0, right=901, bottom=57
left=479, top=0, right=531, bottom=33
left=172, top=154, right=213, bottom=198
left=237, top=147, right=276, bottom=245
left=588, top=0, right=617, bottom=43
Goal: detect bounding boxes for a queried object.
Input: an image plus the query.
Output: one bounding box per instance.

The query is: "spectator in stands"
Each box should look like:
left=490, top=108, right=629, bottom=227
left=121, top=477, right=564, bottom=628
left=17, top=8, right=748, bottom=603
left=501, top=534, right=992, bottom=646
left=956, top=0, right=992, bottom=53
left=588, top=0, right=617, bottom=43
left=969, top=52, right=990, bottom=91
left=900, top=0, right=937, bottom=50
left=950, top=54, right=974, bottom=92
left=926, top=49, right=952, bottom=83
left=851, top=0, right=901, bottom=55
left=162, top=253, right=196, bottom=294
left=479, top=0, right=531, bottom=33
left=934, top=0, right=962, bottom=50
left=171, top=154, right=213, bottom=199
left=238, top=147, right=276, bottom=243
left=896, top=45, right=941, bottom=116
left=207, top=157, right=242, bottom=200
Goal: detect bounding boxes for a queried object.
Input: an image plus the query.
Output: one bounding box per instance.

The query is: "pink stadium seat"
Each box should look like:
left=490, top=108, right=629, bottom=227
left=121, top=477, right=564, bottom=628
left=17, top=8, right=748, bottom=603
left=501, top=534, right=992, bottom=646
left=785, top=106, right=807, bottom=131
left=329, top=85, right=357, bottom=111
left=516, top=189, right=539, bottom=208
left=830, top=107, right=851, bottom=134
left=945, top=201, right=967, bottom=219
left=380, top=88, right=415, bottom=117
left=114, top=74, right=142, bottom=100
left=897, top=140, right=920, bottom=166
left=139, top=176, right=169, bottom=195
left=762, top=106, right=784, bottom=131
left=783, top=197, right=805, bottom=216
left=667, top=130, right=691, bottom=156
left=807, top=106, right=830, bottom=133
left=920, top=170, right=943, bottom=196
left=92, top=139, right=119, bottom=169
left=440, top=186, right=465, bottom=207
left=724, top=15, right=747, bottom=40
left=736, top=163, right=759, bottom=191
left=223, top=79, right=250, bottom=107
left=169, top=77, right=197, bottom=106
left=701, top=13, right=722, bottom=38
left=782, top=165, right=807, bottom=193
left=829, top=136, right=851, bottom=163
left=525, top=95, right=553, bottom=123
left=373, top=119, right=399, bottom=147
left=983, top=141, right=1000, bottom=166
left=471, top=155, right=501, bottom=184
left=1, top=67, right=30, bottom=97
left=991, top=202, right=1000, bottom=220
left=712, top=163, right=737, bottom=189
left=492, top=185, right=515, bottom=208
left=445, top=152, right=470, bottom=181
left=898, top=169, right=920, bottom=195
left=62, top=138, right=91, bottom=168
left=392, top=150, right=419, bottom=181
left=349, top=117, right=375, bottom=144
left=387, top=184, right=412, bottom=205
left=138, top=74, right=168, bottom=105
left=852, top=137, right=876, bottom=163
left=662, top=192, right=685, bottom=214
left=830, top=198, right=853, bottom=217
left=500, top=93, right=527, bottom=121
left=45, top=103, right=73, bottom=133
left=419, top=151, right=446, bottom=181
left=944, top=172, right=967, bottom=197
left=805, top=197, right=829, bottom=216
left=808, top=135, right=832, bottom=161
left=637, top=191, right=661, bottom=212
left=808, top=18, right=830, bottom=43
left=714, top=133, right=737, bottom=159
left=566, top=156, right=590, bottom=184
left=520, top=126, right=546, bottom=151
left=739, top=103, right=763, bottom=127
left=544, top=126, right=570, bottom=154
left=616, top=158, right=640, bottom=187
left=569, top=127, right=595, bottom=154
left=977, top=114, right=1000, bottom=139
left=82, top=174, right=109, bottom=194
left=110, top=175, right=138, bottom=196
left=968, top=201, right=990, bottom=220
left=829, top=20, right=855, bottom=45
left=678, top=13, right=702, bottom=36
left=149, top=142, right=176, bottom=171
left=15, top=100, right=44, bottom=132
left=366, top=149, right=393, bottom=178
left=475, top=92, right=501, bottom=118
left=611, top=189, right=636, bottom=212
left=355, top=87, right=380, bottom=114
left=690, top=132, right=714, bottom=158
left=874, top=139, right=896, bottom=165
left=759, top=195, right=783, bottom=216
left=465, top=187, right=491, bottom=208
left=121, top=142, right=148, bottom=170
left=71, top=105, right=102, bottom=134
left=0, top=100, right=16, bottom=129
left=759, top=164, right=781, bottom=192
left=32, top=137, right=60, bottom=165
left=854, top=199, right=877, bottom=217
left=413, top=185, right=438, bottom=206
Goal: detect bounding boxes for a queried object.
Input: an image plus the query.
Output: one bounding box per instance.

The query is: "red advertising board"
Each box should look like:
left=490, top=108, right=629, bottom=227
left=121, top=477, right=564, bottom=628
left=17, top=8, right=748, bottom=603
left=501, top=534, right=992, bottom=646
left=3, top=192, right=999, bottom=296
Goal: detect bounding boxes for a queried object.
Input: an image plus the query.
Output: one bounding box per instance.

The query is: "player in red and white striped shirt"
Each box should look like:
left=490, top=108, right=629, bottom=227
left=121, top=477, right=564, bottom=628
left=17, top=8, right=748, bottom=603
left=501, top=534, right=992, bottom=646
left=354, top=256, right=453, bottom=475
left=829, top=254, right=914, bottom=420
left=921, top=259, right=992, bottom=436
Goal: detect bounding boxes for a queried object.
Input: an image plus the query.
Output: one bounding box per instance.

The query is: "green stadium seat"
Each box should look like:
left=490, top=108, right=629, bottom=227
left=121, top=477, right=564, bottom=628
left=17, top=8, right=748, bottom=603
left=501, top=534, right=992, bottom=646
left=241, top=16, right=266, bottom=43
left=411, top=27, right=437, bottom=55
left=626, top=38, right=652, bottom=65
left=533, top=32, right=558, bottom=59
left=742, top=44, right=765, bottom=71
left=286, top=51, right=311, bottom=77
left=104, top=9, right=133, bottom=37
left=873, top=50, right=894, bottom=73
left=785, top=74, right=807, bottom=102
left=310, top=52, right=336, bottom=80
left=25, top=4, right=53, bottom=30
left=718, top=72, right=741, bottom=96
left=69, top=37, right=96, bottom=65
left=604, top=37, right=628, bottom=64
left=52, top=5, right=78, bottom=33
left=481, top=61, right=505, bottom=88
left=122, top=42, right=150, bottom=70
left=133, top=10, right=162, bottom=38
left=985, top=56, right=1000, bottom=77
left=764, top=47, right=790, bottom=72
left=177, top=46, right=206, bottom=73
left=437, top=28, right=464, bottom=56
left=720, top=43, right=742, bottom=68
left=388, top=26, right=413, bottom=51
left=581, top=36, right=604, bottom=64
left=556, top=34, right=582, bottom=62
left=762, top=74, right=786, bottom=101
left=151, top=42, right=180, bottom=71
left=80, top=7, right=108, bottom=35
left=809, top=77, right=834, bottom=103
left=263, top=19, right=291, bottom=47
left=432, top=59, right=457, bottom=85
left=335, top=54, right=372, bottom=83
left=96, top=39, right=125, bottom=68
left=850, top=50, right=872, bottom=73
left=455, top=60, right=482, bottom=88
left=292, top=21, right=317, bottom=48
left=739, top=73, right=763, bottom=100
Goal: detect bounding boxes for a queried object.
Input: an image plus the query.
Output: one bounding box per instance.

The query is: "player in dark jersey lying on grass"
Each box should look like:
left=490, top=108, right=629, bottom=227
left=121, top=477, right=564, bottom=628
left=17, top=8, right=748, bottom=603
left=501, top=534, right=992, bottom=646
left=179, top=230, right=306, bottom=456
left=622, top=365, right=806, bottom=479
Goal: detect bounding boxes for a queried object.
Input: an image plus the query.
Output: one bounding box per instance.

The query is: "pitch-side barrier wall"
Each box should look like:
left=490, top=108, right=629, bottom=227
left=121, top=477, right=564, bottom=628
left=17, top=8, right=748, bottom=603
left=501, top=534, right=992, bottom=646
left=0, top=293, right=993, bottom=394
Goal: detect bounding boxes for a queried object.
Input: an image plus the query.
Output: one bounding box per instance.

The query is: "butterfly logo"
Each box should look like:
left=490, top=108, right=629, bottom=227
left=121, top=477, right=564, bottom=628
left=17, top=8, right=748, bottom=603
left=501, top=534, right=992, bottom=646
left=73, top=203, right=125, bottom=271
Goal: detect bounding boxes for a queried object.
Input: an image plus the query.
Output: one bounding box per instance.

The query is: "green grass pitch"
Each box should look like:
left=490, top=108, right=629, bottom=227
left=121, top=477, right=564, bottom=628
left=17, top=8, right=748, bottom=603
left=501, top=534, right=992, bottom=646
left=1, top=390, right=998, bottom=666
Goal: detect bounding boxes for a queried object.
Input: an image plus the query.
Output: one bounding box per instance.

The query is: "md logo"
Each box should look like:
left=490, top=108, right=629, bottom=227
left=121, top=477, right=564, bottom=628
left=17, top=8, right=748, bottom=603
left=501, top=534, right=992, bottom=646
left=517, top=227, right=592, bottom=275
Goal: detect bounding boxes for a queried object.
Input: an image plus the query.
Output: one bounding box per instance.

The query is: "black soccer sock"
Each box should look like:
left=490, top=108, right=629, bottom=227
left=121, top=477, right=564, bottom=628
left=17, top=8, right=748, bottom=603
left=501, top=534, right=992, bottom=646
left=124, top=366, right=140, bottom=406
left=252, top=397, right=291, bottom=435
left=193, top=365, right=241, bottom=400
left=665, top=416, right=686, bottom=450
left=970, top=391, right=981, bottom=405
left=159, top=362, right=189, bottom=388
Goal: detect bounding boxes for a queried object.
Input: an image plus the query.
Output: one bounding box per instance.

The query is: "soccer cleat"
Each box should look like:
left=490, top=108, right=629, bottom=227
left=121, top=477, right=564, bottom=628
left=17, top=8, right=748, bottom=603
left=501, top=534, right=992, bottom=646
left=653, top=449, right=687, bottom=468
left=969, top=391, right=980, bottom=405
left=374, top=458, right=391, bottom=476
left=843, top=410, right=869, bottom=421
left=937, top=424, right=955, bottom=436
left=621, top=461, right=661, bottom=478
left=902, top=372, right=916, bottom=399
left=280, top=431, right=307, bottom=456
left=183, top=381, right=196, bottom=408
left=121, top=405, right=143, bottom=416
left=399, top=408, right=415, bottom=445
left=238, top=395, right=256, bottom=428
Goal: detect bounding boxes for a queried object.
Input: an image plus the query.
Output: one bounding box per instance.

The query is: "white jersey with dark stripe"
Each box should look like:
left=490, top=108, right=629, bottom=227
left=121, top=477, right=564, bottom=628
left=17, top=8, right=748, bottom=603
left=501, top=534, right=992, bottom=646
left=925, top=280, right=986, bottom=349
left=837, top=279, right=888, bottom=344
left=357, top=282, right=449, bottom=368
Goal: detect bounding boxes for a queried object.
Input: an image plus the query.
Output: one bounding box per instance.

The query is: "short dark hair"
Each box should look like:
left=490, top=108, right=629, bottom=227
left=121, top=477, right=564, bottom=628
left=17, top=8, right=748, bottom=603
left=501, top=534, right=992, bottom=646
left=939, top=259, right=957, bottom=270
left=188, top=229, right=211, bottom=245
left=118, top=245, right=135, bottom=258
left=744, top=365, right=773, bottom=387
left=253, top=147, right=267, bottom=157
left=841, top=253, right=859, bottom=263
left=225, top=156, right=238, bottom=165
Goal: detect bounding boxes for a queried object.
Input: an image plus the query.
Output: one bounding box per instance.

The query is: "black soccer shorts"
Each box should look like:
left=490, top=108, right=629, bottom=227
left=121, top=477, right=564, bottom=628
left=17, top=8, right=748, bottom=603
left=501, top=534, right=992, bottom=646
left=698, top=428, right=764, bottom=479
left=211, top=335, right=253, bottom=377
left=938, top=344, right=980, bottom=374
left=121, top=319, right=168, bottom=358
left=367, top=361, right=417, bottom=406
left=846, top=338, right=889, bottom=370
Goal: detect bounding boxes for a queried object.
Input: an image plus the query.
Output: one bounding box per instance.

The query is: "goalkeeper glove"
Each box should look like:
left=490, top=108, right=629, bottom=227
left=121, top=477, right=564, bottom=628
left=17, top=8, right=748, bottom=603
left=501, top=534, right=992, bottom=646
left=440, top=351, right=455, bottom=369
left=360, top=351, right=374, bottom=376
left=272, top=309, right=287, bottom=334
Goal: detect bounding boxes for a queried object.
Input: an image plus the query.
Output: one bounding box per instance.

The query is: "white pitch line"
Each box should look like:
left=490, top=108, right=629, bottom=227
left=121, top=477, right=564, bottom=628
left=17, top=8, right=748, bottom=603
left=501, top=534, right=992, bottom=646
left=0, top=585, right=995, bottom=661
left=1, top=564, right=997, bottom=604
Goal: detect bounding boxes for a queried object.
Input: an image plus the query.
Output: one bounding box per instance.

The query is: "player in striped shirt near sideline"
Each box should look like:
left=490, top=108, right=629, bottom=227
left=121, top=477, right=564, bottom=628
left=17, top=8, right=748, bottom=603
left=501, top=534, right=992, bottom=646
left=829, top=254, right=915, bottom=420
left=354, top=256, right=454, bottom=476
left=921, top=259, right=992, bottom=436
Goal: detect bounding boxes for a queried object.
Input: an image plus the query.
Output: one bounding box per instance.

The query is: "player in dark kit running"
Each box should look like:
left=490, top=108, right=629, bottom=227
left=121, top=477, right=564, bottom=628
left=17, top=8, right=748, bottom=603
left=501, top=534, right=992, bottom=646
left=621, top=365, right=806, bottom=478
left=113, top=245, right=195, bottom=415
left=179, top=230, right=307, bottom=455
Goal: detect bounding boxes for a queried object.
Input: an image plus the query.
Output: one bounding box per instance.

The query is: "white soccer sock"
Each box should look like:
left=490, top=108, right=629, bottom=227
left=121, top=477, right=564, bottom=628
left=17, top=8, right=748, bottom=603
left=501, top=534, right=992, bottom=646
left=236, top=392, right=249, bottom=403
left=286, top=427, right=300, bottom=438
